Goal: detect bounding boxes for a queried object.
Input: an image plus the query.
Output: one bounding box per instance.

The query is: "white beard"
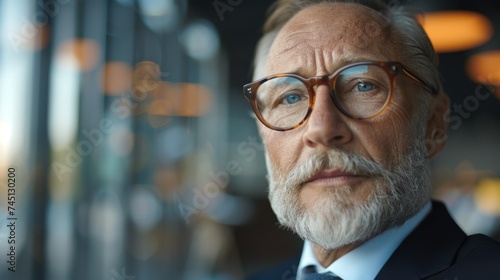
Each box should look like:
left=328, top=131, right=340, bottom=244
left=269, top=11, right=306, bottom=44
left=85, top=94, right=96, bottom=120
left=266, top=136, right=431, bottom=250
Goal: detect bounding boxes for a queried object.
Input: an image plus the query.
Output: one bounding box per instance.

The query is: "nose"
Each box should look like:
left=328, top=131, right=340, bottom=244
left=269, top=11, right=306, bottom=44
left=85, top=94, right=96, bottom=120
left=302, top=85, right=353, bottom=148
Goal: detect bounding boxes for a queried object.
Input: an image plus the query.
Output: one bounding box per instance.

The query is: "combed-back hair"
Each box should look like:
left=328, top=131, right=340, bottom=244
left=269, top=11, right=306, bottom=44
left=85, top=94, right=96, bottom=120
left=253, top=0, right=443, bottom=98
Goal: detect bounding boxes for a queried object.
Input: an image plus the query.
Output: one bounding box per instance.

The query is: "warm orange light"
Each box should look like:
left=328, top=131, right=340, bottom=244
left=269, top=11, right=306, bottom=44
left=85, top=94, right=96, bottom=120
left=57, top=39, right=101, bottom=71
left=150, top=82, right=213, bottom=117
left=148, top=99, right=174, bottom=128
left=133, top=61, right=161, bottom=94
left=101, top=61, right=133, bottom=95
left=419, top=11, right=493, bottom=53
left=36, top=25, right=51, bottom=50
left=466, top=50, right=500, bottom=85
left=474, top=178, right=500, bottom=215
left=24, top=25, right=50, bottom=51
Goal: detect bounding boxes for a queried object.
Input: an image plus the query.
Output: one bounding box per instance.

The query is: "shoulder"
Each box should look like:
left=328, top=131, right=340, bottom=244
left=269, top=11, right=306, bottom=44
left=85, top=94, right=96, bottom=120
left=377, top=201, right=500, bottom=279
left=455, top=234, right=500, bottom=269
left=459, top=233, right=500, bottom=258
left=247, top=255, right=301, bottom=280
left=427, top=234, right=500, bottom=279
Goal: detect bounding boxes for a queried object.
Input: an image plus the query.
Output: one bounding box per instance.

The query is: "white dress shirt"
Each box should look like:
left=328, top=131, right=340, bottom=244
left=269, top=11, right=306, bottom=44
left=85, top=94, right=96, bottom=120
left=297, top=201, right=432, bottom=280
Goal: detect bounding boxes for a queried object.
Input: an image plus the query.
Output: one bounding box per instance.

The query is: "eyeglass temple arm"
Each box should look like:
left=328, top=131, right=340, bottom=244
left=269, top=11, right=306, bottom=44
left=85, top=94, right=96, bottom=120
left=400, top=66, right=439, bottom=95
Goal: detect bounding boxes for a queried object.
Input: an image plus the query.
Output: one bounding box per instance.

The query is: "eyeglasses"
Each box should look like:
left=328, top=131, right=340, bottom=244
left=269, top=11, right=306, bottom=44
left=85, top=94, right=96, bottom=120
left=243, top=61, right=436, bottom=131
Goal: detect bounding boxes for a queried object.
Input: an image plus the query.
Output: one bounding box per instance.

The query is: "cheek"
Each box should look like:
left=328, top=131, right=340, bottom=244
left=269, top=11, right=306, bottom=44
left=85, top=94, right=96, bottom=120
left=262, top=129, right=303, bottom=176
left=358, top=102, right=419, bottom=169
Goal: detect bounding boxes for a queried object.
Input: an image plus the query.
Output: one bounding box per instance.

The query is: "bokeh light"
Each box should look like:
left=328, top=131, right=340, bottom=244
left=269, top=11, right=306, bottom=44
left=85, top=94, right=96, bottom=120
left=147, top=99, right=174, bottom=128
left=108, top=123, right=134, bottom=157
left=129, top=186, right=162, bottom=230
left=57, top=39, right=101, bottom=71
left=419, top=11, right=493, bottom=53
left=474, top=178, right=500, bottom=215
left=101, top=61, right=133, bottom=95
left=466, top=50, right=500, bottom=85
left=138, top=0, right=185, bottom=33
left=151, top=82, right=213, bottom=117
left=133, top=60, right=161, bottom=94
left=180, top=19, right=220, bottom=61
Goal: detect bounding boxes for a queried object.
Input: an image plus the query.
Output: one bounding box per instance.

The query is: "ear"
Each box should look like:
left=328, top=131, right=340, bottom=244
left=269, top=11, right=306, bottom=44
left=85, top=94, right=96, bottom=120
left=425, top=93, right=450, bottom=159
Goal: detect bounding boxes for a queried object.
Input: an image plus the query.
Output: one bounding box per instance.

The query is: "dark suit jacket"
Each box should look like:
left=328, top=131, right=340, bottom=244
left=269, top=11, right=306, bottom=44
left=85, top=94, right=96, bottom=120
left=249, top=201, right=500, bottom=279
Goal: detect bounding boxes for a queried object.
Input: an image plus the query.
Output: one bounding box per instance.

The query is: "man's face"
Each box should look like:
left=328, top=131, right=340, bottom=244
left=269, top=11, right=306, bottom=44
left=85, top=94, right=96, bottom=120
left=258, top=3, right=437, bottom=249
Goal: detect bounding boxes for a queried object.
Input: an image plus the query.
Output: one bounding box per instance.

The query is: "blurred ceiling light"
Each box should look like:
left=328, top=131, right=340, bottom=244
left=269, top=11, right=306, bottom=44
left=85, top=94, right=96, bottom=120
left=57, top=39, right=101, bottom=71
left=138, top=0, right=185, bottom=33
left=474, top=178, right=500, bottom=215
left=133, top=61, right=161, bottom=94
left=101, top=61, right=133, bottom=95
left=150, top=82, right=213, bottom=117
left=180, top=19, right=220, bottom=61
left=418, top=11, right=493, bottom=53
left=466, top=50, right=500, bottom=86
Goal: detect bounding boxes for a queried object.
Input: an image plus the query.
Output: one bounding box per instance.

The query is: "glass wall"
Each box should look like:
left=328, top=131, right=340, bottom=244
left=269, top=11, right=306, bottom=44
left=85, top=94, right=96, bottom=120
left=0, top=0, right=246, bottom=279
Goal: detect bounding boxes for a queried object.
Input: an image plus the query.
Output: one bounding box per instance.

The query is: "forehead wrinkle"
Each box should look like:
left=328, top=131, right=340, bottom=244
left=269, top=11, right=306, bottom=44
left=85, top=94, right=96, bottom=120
left=314, top=48, right=329, bottom=76
left=266, top=48, right=317, bottom=76
left=265, top=3, right=398, bottom=77
left=286, top=30, right=343, bottom=51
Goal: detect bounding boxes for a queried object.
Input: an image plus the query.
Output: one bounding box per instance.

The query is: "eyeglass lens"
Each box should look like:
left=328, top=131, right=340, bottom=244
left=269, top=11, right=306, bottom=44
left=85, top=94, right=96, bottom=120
left=255, top=64, right=392, bottom=129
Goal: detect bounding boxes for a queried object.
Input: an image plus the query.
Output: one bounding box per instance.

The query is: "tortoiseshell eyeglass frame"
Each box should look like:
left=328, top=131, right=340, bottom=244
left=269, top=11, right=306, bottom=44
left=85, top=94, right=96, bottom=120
left=243, top=61, right=437, bottom=131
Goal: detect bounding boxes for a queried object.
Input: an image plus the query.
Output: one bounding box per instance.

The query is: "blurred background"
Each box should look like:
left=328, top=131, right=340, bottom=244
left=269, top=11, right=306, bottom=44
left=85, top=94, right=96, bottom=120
left=0, top=0, right=499, bottom=279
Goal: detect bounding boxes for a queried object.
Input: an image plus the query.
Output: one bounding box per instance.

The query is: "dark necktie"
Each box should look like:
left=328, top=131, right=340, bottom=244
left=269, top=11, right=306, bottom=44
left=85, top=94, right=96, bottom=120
left=302, top=265, right=343, bottom=280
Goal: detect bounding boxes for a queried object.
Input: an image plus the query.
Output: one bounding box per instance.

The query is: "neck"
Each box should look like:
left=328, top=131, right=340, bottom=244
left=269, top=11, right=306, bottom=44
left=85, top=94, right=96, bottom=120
left=312, top=241, right=363, bottom=267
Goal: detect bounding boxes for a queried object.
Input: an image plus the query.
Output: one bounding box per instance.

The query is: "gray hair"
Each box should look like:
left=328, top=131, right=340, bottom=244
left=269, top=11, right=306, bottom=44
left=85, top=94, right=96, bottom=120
left=252, top=0, right=443, bottom=100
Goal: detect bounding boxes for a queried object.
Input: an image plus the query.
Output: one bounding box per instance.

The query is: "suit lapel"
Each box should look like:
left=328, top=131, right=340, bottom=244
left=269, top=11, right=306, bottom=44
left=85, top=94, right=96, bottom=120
left=375, top=201, right=467, bottom=279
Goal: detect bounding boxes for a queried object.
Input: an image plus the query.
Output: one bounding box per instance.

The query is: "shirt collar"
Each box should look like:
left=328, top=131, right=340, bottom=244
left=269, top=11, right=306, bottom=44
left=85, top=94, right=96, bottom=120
left=297, top=201, right=432, bottom=280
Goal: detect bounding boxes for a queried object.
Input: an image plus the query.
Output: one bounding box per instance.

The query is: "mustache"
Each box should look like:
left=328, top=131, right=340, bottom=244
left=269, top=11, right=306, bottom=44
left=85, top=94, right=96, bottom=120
left=283, top=149, right=390, bottom=186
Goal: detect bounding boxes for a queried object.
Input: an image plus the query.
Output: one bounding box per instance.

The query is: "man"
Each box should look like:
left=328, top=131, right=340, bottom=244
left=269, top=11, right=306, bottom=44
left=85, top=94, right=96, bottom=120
left=243, top=0, right=500, bottom=279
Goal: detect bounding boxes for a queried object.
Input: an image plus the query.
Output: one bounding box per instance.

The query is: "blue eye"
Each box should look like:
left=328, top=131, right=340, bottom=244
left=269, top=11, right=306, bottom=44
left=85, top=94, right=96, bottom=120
left=356, top=82, right=374, bottom=92
left=284, top=93, right=302, bottom=104
left=356, top=82, right=374, bottom=91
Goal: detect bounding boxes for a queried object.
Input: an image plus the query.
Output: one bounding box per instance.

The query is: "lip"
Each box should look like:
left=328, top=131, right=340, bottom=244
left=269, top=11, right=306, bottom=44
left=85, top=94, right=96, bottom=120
left=303, top=168, right=365, bottom=187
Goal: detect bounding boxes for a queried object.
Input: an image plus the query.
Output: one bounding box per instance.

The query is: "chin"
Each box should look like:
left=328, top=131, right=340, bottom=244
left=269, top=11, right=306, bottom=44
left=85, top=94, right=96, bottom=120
left=271, top=180, right=387, bottom=250
left=298, top=179, right=375, bottom=210
left=265, top=135, right=431, bottom=250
